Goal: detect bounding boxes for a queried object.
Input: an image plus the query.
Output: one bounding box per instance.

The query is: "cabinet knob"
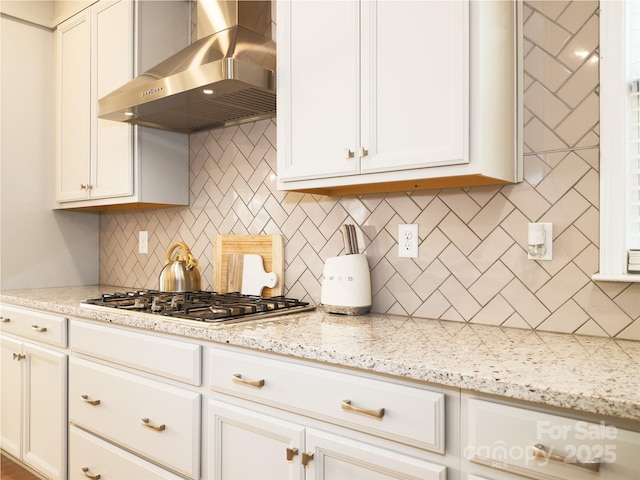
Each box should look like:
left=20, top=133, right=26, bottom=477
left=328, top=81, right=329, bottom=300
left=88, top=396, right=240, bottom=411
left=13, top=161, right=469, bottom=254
left=141, top=417, right=166, bottom=432
left=80, top=394, right=101, bottom=406
left=286, top=447, right=299, bottom=461
left=344, top=148, right=355, bottom=160
left=358, top=146, right=368, bottom=158
left=0, top=316, right=10, bottom=322
left=80, top=184, right=87, bottom=190
left=31, top=324, right=47, bottom=333
left=12, top=353, right=25, bottom=361
left=302, top=452, right=314, bottom=467
left=81, top=467, right=101, bottom=480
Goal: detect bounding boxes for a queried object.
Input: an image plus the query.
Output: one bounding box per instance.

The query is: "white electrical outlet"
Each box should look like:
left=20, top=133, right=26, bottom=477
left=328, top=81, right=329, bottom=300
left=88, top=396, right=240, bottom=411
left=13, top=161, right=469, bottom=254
left=139, top=231, right=148, bottom=254
left=398, top=224, right=419, bottom=258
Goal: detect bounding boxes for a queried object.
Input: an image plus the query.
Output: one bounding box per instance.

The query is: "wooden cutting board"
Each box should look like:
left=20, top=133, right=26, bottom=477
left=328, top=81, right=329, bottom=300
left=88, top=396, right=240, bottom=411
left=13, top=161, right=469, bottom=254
left=213, top=234, right=284, bottom=297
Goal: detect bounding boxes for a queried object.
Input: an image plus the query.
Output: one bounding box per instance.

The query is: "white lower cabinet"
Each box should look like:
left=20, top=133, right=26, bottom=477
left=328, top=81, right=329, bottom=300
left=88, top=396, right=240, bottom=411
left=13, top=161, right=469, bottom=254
left=0, top=306, right=67, bottom=480
left=305, top=428, right=447, bottom=480
left=208, top=398, right=447, bottom=480
left=69, top=425, right=185, bottom=480
left=68, top=319, right=202, bottom=480
left=461, top=395, right=640, bottom=480
left=69, top=357, right=201, bottom=479
left=208, top=399, right=306, bottom=480
left=207, top=345, right=449, bottom=480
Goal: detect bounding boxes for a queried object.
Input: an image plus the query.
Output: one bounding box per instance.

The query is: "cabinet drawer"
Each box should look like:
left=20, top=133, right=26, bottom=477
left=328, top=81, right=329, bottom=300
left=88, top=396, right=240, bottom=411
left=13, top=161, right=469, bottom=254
left=70, top=319, right=201, bottom=385
left=466, top=398, right=640, bottom=480
left=209, top=347, right=445, bottom=453
left=70, top=425, right=185, bottom=480
left=0, top=304, right=67, bottom=347
left=69, top=357, right=200, bottom=479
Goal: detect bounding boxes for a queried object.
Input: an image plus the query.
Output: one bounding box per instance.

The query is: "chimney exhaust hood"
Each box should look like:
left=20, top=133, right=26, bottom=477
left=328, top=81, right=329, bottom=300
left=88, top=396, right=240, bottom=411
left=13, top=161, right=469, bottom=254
left=98, top=0, right=276, bottom=133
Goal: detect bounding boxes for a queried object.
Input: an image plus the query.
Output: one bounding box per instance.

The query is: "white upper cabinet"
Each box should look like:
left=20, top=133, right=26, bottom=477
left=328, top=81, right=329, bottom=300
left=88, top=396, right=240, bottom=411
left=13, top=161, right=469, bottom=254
left=277, top=0, right=521, bottom=195
left=57, top=11, right=91, bottom=203
left=55, top=0, right=190, bottom=209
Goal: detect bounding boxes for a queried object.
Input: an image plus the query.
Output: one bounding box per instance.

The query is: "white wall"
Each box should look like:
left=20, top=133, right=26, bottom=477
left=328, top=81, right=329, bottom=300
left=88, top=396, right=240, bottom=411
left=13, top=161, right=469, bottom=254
left=1, top=14, right=99, bottom=290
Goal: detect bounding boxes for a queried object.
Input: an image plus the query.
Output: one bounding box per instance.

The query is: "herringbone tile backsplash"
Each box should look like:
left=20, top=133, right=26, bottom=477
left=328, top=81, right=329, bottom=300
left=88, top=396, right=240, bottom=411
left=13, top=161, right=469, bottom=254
left=100, top=1, right=640, bottom=339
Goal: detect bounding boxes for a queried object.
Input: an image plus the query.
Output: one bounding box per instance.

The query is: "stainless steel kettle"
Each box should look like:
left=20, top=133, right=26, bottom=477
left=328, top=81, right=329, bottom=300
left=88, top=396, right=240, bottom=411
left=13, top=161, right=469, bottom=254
left=159, top=242, right=201, bottom=292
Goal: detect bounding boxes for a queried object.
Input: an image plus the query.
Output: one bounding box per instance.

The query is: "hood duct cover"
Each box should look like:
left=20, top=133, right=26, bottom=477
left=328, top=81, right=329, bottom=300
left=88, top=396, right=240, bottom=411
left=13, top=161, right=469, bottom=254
left=98, top=1, right=276, bottom=133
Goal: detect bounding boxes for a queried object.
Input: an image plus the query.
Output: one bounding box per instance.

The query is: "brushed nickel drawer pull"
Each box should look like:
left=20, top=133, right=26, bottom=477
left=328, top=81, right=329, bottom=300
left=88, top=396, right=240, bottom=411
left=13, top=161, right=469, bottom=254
left=80, top=394, right=101, bottom=406
left=302, top=452, right=314, bottom=467
left=141, top=417, right=166, bottom=432
left=0, top=316, right=10, bottom=322
left=286, top=447, right=299, bottom=461
left=31, top=325, right=47, bottom=332
left=13, top=353, right=25, bottom=361
left=532, top=443, right=601, bottom=472
left=341, top=399, right=385, bottom=419
left=232, top=373, right=265, bottom=388
left=81, top=467, right=101, bottom=479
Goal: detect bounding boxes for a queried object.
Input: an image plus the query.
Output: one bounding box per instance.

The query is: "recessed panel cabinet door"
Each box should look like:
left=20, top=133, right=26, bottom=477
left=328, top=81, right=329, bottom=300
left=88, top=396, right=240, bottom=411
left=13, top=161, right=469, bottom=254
left=56, top=12, right=91, bottom=202
left=22, top=343, right=67, bottom=480
left=91, top=0, right=134, bottom=199
left=208, top=399, right=305, bottom=480
left=0, top=336, right=22, bottom=458
left=277, top=0, right=360, bottom=181
left=305, top=428, right=447, bottom=480
left=360, top=0, right=467, bottom=173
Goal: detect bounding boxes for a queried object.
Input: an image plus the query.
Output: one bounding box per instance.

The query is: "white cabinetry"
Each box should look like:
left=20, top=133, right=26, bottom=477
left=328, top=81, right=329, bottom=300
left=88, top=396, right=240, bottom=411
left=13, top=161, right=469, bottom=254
left=207, top=345, right=450, bottom=479
left=277, top=0, right=520, bottom=195
left=69, top=357, right=201, bottom=479
left=0, top=305, right=68, bottom=480
left=461, top=395, right=640, bottom=480
left=69, top=425, right=185, bottom=480
left=55, top=0, right=190, bottom=209
left=68, top=319, right=202, bottom=479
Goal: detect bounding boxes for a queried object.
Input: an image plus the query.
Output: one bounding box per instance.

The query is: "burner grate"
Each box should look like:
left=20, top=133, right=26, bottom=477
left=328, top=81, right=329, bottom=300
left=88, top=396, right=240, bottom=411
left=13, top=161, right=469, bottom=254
left=84, top=290, right=313, bottom=324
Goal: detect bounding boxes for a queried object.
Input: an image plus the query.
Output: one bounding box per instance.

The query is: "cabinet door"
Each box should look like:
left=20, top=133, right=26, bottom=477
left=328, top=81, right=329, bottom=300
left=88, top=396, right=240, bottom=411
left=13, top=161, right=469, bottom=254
left=23, top=342, right=67, bottom=480
left=208, top=399, right=305, bottom=480
left=91, top=0, right=134, bottom=199
left=56, top=11, right=91, bottom=202
left=305, top=429, right=447, bottom=480
left=277, top=0, right=360, bottom=181
left=360, top=0, right=467, bottom=173
left=0, top=336, right=23, bottom=458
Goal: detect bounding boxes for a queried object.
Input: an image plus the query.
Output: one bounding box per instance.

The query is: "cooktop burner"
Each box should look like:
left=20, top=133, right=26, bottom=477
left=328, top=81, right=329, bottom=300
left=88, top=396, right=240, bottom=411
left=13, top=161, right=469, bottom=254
left=83, top=290, right=314, bottom=324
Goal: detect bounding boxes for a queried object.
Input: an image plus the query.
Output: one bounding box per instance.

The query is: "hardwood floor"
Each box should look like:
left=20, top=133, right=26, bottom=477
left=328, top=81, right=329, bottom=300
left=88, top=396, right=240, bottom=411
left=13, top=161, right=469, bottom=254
left=0, top=454, right=42, bottom=480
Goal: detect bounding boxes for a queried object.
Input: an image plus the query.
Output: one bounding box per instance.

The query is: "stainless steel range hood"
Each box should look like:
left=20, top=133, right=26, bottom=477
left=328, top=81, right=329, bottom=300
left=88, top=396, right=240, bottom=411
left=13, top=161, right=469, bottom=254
left=98, top=0, right=276, bottom=133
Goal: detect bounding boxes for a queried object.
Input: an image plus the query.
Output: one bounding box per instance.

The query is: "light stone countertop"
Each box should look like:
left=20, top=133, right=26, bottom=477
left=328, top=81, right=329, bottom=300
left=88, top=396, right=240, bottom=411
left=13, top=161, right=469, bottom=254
left=2, top=285, right=640, bottom=423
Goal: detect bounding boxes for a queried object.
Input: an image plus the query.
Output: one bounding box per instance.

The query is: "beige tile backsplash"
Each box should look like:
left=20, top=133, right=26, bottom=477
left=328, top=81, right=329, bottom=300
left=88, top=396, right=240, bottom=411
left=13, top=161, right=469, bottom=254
left=100, top=1, right=640, bottom=340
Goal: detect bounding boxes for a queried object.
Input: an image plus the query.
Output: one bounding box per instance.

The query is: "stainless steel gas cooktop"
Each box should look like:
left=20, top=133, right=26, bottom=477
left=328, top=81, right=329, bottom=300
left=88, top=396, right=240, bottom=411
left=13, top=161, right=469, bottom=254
left=82, top=290, right=314, bottom=325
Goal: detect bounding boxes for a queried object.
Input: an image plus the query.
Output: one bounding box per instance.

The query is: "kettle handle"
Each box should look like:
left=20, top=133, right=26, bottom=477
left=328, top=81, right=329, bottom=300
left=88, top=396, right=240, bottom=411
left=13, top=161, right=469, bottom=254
left=164, top=242, right=199, bottom=270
